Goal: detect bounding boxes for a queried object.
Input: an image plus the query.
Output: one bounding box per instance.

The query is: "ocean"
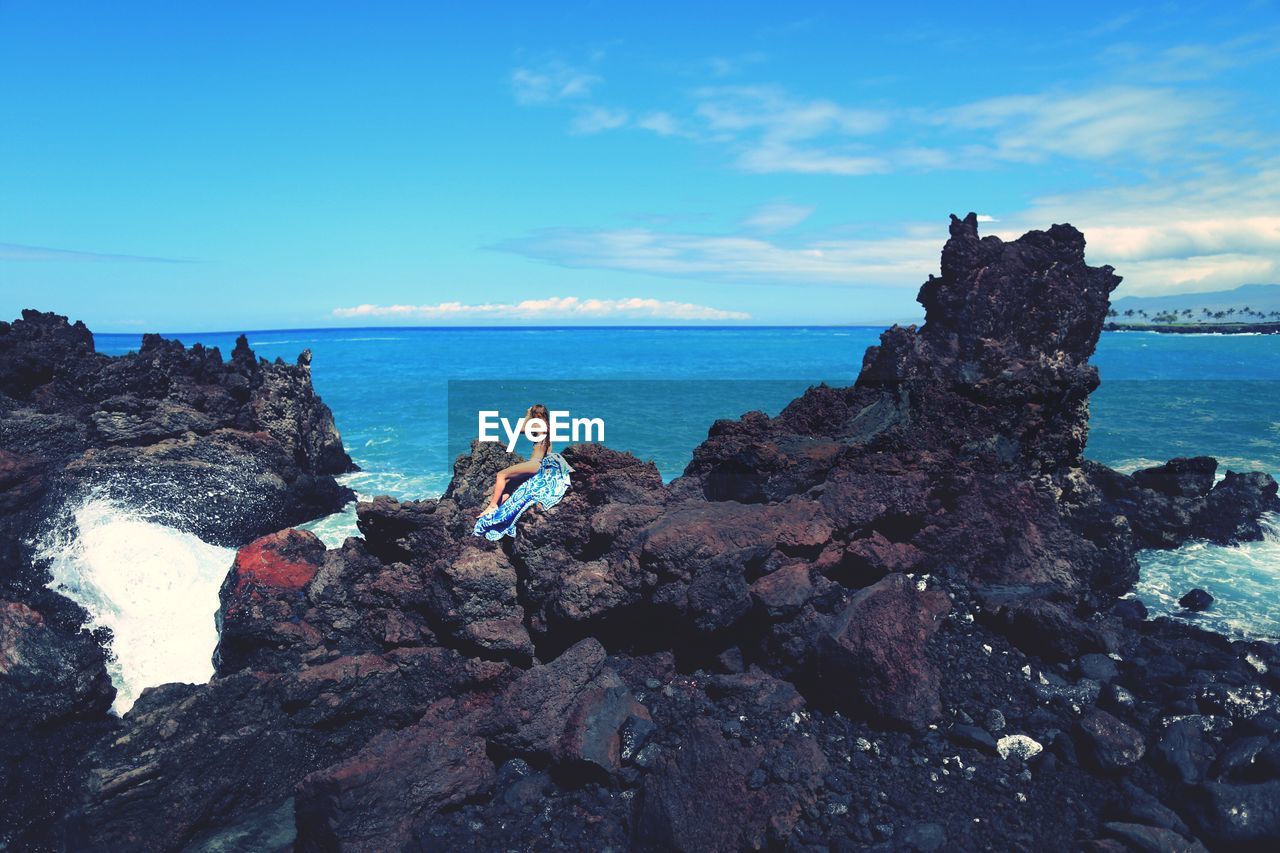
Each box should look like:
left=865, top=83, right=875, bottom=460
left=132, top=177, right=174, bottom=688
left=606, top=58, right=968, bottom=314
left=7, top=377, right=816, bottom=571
left=46, top=327, right=1280, bottom=711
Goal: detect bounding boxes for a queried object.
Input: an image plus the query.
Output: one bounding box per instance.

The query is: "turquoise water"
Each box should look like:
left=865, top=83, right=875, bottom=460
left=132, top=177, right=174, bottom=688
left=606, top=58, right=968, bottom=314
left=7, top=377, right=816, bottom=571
left=93, top=327, right=1280, bottom=640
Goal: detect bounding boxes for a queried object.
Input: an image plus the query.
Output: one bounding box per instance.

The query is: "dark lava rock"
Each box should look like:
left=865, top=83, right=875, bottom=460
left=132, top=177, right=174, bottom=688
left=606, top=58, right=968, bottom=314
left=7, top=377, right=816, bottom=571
left=1078, top=708, right=1146, bottom=771
left=0, top=311, right=356, bottom=846
left=294, top=702, right=495, bottom=852
left=1079, top=652, right=1120, bottom=683
left=636, top=718, right=826, bottom=851
left=1132, top=457, right=1218, bottom=499
left=900, top=821, right=948, bottom=851
left=1185, top=779, right=1280, bottom=846
left=1156, top=720, right=1217, bottom=786
left=1179, top=588, right=1214, bottom=612
left=948, top=723, right=997, bottom=751
left=1102, top=821, right=1207, bottom=853
left=819, top=573, right=951, bottom=729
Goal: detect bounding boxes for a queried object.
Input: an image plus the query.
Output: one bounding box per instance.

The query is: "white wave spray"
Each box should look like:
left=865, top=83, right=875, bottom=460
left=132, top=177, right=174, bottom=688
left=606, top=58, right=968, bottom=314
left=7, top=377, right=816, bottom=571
left=37, top=497, right=236, bottom=714
left=1134, top=513, right=1280, bottom=641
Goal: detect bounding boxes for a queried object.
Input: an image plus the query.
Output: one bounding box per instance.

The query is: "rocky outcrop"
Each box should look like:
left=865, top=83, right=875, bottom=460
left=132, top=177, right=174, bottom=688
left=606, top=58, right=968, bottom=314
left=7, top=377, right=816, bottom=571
left=0, top=311, right=354, bottom=571
left=7, top=217, right=1280, bottom=850
left=0, top=311, right=355, bottom=849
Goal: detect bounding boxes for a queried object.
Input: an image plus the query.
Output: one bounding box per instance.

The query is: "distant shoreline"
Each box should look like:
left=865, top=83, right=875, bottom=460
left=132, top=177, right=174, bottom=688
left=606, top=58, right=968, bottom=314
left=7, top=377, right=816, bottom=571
left=1103, top=321, right=1280, bottom=335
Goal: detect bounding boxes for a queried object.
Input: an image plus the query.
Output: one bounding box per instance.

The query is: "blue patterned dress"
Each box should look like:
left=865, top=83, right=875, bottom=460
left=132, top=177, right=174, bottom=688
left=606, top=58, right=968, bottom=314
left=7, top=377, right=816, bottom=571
left=473, top=452, right=575, bottom=540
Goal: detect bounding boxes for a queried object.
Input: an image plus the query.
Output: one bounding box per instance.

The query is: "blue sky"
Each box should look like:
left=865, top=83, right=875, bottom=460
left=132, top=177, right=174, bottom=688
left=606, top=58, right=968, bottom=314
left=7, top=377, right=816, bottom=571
left=2, top=1, right=1278, bottom=330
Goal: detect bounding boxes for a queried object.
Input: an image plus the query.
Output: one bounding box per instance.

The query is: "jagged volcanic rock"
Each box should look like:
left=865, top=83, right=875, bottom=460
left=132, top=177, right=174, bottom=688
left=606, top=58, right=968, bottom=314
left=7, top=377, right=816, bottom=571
left=11, top=218, right=1280, bottom=850
left=0, top=310, right=355, bottom=849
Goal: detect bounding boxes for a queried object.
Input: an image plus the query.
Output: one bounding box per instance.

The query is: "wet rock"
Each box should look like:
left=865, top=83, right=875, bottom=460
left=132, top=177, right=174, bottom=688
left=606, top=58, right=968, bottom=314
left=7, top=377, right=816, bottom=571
left=1198, top=471, right=1280, bottom=544
left=1179, top=589, right=1214, bottom=612
left=1112, top=598, right=1149, bottom=625
left=819, top=573, right=951, bottom=729
left=0, top=600, right=114, bottom=726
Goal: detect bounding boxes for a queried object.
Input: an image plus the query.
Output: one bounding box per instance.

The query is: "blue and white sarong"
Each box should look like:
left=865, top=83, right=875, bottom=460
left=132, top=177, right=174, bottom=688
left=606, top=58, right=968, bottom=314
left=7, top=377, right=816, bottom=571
left=473, top=452, right=574, bottom=541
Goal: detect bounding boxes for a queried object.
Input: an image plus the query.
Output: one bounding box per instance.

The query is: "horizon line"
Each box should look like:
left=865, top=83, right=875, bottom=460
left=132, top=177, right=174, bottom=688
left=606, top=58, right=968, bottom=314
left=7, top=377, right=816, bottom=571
left=91, top=321, right=921, bottom=336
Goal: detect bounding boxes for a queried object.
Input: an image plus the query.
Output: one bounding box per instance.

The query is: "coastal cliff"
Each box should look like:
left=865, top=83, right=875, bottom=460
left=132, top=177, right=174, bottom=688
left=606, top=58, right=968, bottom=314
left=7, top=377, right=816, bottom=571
left=5, top=216, right=1280, bottom=850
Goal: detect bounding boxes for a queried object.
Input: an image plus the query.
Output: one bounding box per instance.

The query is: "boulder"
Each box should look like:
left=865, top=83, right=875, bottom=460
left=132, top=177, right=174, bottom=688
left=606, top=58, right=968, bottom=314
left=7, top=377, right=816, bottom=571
left=819, top=573, right=951, bottom=729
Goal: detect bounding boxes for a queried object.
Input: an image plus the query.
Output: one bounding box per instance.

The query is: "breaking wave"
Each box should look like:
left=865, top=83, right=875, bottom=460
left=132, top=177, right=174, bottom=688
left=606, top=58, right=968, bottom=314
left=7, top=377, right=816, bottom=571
left=37, top=496, right=235, bottom=714
left=1134, top=514, right=1280, bottom=642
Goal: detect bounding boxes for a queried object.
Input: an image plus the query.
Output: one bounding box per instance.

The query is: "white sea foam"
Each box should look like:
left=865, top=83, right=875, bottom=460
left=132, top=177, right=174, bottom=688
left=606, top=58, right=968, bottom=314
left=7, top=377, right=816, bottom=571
left=1135, top=514, right=1280, bottom=641
left=37, top=497, right=235, bottom=714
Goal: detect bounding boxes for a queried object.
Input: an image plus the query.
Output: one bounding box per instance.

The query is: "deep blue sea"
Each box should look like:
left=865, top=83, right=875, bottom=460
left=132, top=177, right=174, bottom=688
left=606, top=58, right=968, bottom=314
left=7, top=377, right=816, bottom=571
left=60, top=327, right=1279, bottom=710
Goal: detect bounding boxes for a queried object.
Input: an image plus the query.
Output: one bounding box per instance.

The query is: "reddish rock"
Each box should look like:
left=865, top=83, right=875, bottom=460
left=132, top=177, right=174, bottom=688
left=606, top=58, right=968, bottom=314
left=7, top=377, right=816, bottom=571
left=227, top=528, right=326, bottom=596
left=819, top=573, right=951, bottom=729
left=214, top=529, right=327, bottom=675
left=750, top=563, right=814, bottom=617
left=558, top=680, right=652, bottom=778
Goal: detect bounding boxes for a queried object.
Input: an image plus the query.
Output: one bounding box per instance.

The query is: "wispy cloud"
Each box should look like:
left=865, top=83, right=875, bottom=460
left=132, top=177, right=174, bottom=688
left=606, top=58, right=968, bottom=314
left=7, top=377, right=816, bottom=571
left=0, top=242, right=190, bottom=263
left=742, top=202, right=814, bottom=232
left=993, top=159, right=1280, bottom=294
left=332, top=296, right=750, bottom=321
left=499, top=152, right=1280, bottom=296
left=514, top=65, right=1226, bottom=176
left=510, top=59, right=600, bottom=105
left=569, top=106, right=629, bottom=135
left=935, top=86, right=1216, bottom=163
left=692, top=85, right=891, bottom=175
left=496, top=227, right=938, bottom=287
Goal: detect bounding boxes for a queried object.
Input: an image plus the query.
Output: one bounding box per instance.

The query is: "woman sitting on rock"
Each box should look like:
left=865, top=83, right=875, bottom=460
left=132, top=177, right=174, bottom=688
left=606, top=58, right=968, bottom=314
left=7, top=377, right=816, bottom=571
left=473, top=404, right=574, bottom=540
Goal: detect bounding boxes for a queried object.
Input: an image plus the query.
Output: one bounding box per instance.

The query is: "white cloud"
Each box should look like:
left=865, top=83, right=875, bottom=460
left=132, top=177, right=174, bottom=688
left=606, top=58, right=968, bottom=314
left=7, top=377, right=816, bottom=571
left=510, top=61, right=600, bottom=105
left=986, top=161, right=1280, bottom=294
left=742, top=203, right=815, bottom=232
left=569, top=106, right=629, bottom=135
left=635, top=111, right=686, bottom=137
left=332, top=296, right=749, bottom=321
left=937, top=86, right=1214, bottom=163
left=498, top=227, right=939, bottom=287
left=499, top=154, right=1280, bottom=296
